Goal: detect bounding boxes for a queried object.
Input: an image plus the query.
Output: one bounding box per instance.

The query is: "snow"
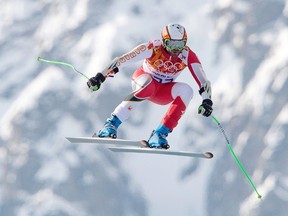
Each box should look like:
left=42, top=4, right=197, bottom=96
left=213, top=46, right=243, bottom=107
left=68, top=0, right=88, bottom=29
left=284, top=0, right=288, bottom=16
left=16, top=189, right=87, bottom=216
left=238, top=27, right=288, bottom=117
left=0, top=68, right=66, bottom=139
left=271, top=67, right=288, bottom=92
left=35, top=158, right=69, bottom=183
left=263, top=104, right=288, bottom=160
left=122, top=154, right=215, bottom=216
left=240, top=174, right=276, bottom=216
left=1, top=0, right=288, bottom=215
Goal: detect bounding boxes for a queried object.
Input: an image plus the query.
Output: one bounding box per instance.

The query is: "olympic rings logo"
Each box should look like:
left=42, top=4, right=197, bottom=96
left=153, top=59, right=185, bottom=73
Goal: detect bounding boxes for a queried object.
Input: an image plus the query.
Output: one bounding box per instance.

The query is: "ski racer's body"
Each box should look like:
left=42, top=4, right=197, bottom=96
left=87, top=24, right=213, bottom=149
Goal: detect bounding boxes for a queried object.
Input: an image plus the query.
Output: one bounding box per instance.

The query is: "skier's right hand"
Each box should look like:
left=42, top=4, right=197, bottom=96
left=87, top=73, right=106, bottom=91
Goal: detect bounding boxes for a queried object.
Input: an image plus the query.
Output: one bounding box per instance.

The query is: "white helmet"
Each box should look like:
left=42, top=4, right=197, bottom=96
left=161, top=24, right=187, bottom=51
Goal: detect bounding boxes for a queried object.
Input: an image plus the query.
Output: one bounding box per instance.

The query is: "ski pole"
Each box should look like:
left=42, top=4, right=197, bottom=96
left=37, top=57, right=90, bottom=80
left=211, top=115, right=262, bottom=200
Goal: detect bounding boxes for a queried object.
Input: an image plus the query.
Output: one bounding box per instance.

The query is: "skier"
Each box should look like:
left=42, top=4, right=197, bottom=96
left=87, top=24, right=213, bottom=149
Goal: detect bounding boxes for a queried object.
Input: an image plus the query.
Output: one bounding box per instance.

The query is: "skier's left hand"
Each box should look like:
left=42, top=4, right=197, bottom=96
left=198, top=99, right=213, bottom=117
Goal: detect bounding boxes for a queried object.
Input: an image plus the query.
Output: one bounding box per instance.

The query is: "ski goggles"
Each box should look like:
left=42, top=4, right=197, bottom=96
left=164, top=39, right=187, bottom=51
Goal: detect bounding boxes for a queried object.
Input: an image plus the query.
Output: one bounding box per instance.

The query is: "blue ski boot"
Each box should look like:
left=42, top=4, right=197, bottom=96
left=94, top=114, right=122, bottom=138
left=147, top=124, right=171, bottom=149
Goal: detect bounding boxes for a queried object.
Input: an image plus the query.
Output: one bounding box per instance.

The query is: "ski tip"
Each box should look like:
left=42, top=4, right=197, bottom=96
left=204, top=152, right=213, bottom=158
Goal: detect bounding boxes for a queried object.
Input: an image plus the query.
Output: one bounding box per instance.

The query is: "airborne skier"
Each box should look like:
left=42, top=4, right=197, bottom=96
left=87, top=24, right=213, bottom=149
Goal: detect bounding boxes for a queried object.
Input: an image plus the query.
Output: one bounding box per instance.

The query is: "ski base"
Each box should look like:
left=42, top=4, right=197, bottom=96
left=109, top=147, right=213, bottom=159
left=66, top=137, right=213, bottom=159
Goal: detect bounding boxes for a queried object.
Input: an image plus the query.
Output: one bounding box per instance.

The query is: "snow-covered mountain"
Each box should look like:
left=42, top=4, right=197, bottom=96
left=204, top=1, right=288, bottom=216
left=0, top=0, right=287, bottom=216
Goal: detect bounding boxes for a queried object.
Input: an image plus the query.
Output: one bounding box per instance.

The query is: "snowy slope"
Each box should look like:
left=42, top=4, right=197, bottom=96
left=0, top=1, right=150, bottom=215
left=203, top=0, right=288, bottom=216
left=1, top=0, right=287, bottom=216
left=0, top=0, right=217, bottom=216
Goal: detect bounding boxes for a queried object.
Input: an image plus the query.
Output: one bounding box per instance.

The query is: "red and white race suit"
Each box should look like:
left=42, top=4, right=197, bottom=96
left=111, top=39, right=211, bottom=131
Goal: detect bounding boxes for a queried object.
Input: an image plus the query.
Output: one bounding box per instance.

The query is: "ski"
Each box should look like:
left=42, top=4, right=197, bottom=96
left=66, top=137, right=213, bottom=159
left=108, top=147, right=213, bottom=159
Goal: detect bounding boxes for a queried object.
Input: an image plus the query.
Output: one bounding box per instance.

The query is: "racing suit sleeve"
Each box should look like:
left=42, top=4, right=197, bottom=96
left=118, top=42, right=153, bottom=67
left=101, top=42, right=153, bottom=77
left=187, top=49, right=212, bottom=100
